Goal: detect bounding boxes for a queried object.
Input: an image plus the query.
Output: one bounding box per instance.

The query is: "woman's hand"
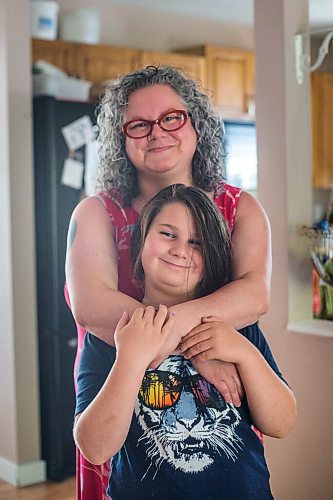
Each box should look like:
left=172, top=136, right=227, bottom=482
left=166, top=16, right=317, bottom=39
left=191, top=358, right=243, bottom=407
left=115, top=305, right=176, bottom=369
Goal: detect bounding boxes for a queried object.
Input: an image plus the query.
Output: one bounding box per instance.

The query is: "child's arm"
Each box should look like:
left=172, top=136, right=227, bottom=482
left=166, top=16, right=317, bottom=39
left=180, top=318, right=296, bottom=439
left=74, top=306, right=175, bottom=465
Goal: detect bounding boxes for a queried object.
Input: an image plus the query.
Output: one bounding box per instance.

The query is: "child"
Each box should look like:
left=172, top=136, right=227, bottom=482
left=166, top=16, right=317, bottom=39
left=74, top=184, right=296, bottom=500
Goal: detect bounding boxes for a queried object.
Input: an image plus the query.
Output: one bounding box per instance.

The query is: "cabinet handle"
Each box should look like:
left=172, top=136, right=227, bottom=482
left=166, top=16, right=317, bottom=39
left=246, top=95, right=256, bottom=118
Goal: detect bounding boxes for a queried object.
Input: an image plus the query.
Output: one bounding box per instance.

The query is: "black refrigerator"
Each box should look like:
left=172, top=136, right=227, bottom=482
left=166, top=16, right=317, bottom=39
left=33, top=96, right=96, bottom=480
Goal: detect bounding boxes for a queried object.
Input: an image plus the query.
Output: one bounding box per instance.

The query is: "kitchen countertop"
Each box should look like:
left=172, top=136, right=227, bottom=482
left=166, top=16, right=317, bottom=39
left=288, top=319, right=333, bottom=337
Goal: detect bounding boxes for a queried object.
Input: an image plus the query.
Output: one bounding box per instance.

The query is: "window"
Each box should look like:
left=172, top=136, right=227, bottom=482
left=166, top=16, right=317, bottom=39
left=224, top=121, right=257, bottom=193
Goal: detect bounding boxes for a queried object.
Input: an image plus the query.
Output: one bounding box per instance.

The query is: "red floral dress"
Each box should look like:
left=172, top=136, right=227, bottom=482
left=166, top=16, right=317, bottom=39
left=66, top=182, right=242, bottom=500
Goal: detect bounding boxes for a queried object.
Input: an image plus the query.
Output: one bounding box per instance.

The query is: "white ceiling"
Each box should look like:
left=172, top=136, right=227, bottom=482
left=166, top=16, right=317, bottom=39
left=108, top=0, right=333, bottom=29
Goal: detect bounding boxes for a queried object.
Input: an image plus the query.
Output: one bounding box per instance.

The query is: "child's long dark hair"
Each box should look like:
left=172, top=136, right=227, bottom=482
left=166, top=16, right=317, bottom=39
left=131, top=184, right=231, bottom=299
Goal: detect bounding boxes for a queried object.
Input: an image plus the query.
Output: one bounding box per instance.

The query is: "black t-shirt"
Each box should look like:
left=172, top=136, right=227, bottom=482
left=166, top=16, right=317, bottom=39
left=76, top=323, right=285, bottom=499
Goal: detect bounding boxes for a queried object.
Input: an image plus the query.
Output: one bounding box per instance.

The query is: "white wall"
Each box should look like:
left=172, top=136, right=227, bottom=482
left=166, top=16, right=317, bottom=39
left=0, top=0, right=45, bottom=486
left=56, top=0, right=254, bottom=50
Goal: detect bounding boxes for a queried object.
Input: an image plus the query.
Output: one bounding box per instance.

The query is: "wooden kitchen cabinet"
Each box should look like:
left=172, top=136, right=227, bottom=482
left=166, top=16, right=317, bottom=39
left=31, top=39, right=206, bottom=100
left=31, top=39, right=254, bottom=119
left=205, top=45, right=255, bottom=119
left=74, top=44, right=139, bottom=84
left=312, top=72, right=333, bottom=188
left=32, top=39, right=139, bottom=83
left=174, top=44, right=255, bottom=120
left=137, top=50, right=206, bottom=88
left=32, top=39, right=76, bottom=75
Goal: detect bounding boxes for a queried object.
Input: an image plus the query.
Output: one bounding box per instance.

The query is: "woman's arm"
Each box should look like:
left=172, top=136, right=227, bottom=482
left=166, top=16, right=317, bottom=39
left=66, top=193, right=269, bottom=405
left=67, top=191, right=270, bottom=347
left=65, top=196, right=141, bottom=345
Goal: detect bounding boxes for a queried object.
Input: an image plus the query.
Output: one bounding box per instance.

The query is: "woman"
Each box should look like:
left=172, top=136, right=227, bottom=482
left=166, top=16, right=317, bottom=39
left=73, top=184, right=296, bottom=500
left=65, top=65, right=271, bottom=499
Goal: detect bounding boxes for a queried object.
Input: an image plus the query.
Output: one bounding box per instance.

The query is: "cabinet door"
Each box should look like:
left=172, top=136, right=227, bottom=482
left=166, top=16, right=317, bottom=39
left=312, top=72, right=333, bottom=188
left=205, top=46, right=255, bottom=119
left=74, top=44, right=139, bottom=84
left=137, top=51, right=206, bottom=89
left=32, top=39, right=75, bottom=75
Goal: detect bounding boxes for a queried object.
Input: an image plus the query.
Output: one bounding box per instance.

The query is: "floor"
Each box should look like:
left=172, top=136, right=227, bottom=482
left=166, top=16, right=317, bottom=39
left=0, top=477, right=75, bottom=500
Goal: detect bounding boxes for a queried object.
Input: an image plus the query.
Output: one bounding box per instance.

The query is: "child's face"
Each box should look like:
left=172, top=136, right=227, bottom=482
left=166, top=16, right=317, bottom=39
left=141, top=202, right=204, bottom=304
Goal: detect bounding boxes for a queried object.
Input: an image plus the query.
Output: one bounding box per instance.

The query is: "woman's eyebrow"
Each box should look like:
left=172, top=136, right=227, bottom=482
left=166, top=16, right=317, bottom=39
left=124, top=108, right=178, bottom=122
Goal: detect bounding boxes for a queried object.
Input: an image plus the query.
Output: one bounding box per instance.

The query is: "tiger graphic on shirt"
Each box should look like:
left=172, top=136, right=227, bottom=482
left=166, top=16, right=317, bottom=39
left=134, top=356, right=244, bottom=479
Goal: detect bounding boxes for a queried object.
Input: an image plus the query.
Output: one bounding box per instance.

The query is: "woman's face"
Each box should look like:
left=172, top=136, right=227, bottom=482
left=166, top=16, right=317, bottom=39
left=141, top=202, right=204, bottom=305
left=124, top=85, right=197, bottom=183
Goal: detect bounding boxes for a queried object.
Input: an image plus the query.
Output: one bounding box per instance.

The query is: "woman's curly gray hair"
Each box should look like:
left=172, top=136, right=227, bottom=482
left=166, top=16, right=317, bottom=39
left=96, top=65, right=226, bottom=206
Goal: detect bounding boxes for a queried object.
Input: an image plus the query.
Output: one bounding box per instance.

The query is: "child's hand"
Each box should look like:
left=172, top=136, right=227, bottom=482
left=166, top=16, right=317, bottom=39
left=114, top=305, right=176, bottom=369
left=179, top=316, right=248, bottom=365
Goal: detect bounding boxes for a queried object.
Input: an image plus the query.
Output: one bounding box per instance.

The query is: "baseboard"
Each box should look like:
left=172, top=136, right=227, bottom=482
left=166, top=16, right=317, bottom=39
left=0, top=456, right=46, bottom=486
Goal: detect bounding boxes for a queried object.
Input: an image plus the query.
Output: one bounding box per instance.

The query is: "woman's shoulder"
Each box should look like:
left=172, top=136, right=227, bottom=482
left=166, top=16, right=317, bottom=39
left=81, top=192, right=138, bottom=226
left=213, top=182, right=242, bottom=230
left=214, top=181, right=242, bottom=203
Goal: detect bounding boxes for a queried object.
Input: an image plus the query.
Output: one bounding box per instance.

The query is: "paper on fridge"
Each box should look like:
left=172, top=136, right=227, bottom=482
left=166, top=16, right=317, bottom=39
left=61, top=158, right=84, bottom=189
left=61, top=115, right=94, bottom=151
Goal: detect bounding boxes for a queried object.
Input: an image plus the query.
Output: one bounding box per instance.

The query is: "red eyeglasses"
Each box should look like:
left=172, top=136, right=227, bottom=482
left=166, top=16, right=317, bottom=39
left=122, top=109, right=188, bottom=139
